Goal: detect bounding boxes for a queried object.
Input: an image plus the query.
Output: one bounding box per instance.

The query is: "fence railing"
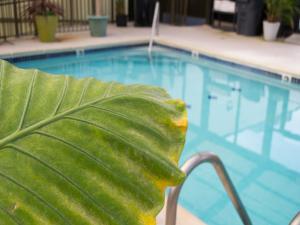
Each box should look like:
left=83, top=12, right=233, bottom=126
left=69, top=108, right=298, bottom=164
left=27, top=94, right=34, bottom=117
left=0, top=0, right=115, bottom=40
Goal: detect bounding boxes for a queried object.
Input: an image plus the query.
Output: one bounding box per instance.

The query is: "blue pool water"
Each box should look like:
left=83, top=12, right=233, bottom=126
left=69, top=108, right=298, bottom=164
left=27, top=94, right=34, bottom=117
left=14, top=46, right=300, bottom=225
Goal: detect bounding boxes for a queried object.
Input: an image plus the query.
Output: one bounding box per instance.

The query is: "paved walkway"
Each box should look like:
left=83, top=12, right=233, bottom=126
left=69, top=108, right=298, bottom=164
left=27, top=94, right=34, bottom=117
left=1, top=24, right=299, bottom=77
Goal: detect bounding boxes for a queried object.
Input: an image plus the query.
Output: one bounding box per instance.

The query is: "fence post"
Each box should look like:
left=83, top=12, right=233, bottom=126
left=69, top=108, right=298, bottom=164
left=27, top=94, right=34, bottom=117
left=13, top=0, right=19, bottom=37
left=92, top=0, right=96, bottom=15
left=95, top=0, right=101, bottom=16
left=69, top=0, right=74, bottom=25
left=111, top=0, right=114, bottom=22
left=0, top=1, right=7, bottom=41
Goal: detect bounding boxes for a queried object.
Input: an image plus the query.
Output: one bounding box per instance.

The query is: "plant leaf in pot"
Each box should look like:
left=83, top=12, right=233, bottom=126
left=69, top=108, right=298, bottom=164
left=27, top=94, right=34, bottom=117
left=278, top=0, right=300, bottom=37
left=116, top=0, right=127, bottom=27
left=264, top=0, right=300, bottom=41
left=264, top=0, right=281, bottom=41
left=26, top=0, right=63, bottom=42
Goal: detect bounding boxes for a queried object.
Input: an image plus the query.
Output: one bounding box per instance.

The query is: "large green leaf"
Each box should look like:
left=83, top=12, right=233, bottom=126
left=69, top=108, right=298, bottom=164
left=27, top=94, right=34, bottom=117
left=0, top=60, right=187, bottom=225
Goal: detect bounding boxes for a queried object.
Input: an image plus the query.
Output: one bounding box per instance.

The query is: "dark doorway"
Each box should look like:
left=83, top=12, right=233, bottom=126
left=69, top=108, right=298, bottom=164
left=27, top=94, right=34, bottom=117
left=127, top=0, right=214, bottom=26
left=160, top=0, right=214, bottom=25
left=128, top=0, right=134, bottom=21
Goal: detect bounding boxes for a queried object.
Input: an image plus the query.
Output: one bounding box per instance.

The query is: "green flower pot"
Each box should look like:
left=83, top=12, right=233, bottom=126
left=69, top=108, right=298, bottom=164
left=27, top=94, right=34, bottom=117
left=88, top=16, right=108, bottom=37
left=35, top=15, right=58, bottom=42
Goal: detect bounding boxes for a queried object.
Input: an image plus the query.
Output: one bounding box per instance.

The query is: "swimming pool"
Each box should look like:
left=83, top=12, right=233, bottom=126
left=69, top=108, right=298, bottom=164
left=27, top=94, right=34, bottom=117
left=12, top=46, right=300, bottom=225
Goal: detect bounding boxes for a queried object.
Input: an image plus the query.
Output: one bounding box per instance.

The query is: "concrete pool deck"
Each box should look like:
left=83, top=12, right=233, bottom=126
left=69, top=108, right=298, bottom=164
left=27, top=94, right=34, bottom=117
left=157, top=203, right=205, bottom=225
left=0, top=24, right=299, bottom=78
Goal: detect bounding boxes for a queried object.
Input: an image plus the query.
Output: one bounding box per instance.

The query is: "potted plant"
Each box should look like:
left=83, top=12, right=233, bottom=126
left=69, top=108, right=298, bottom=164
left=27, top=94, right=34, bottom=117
left=279, top=0, right=300, bottom=37
left=88, top=0, right=109, bottom=37
left=116, top=0, right=127, bottom=27
left=264, top=0, right=299, bottom=41
left=26, top=0, right=63, bottom=42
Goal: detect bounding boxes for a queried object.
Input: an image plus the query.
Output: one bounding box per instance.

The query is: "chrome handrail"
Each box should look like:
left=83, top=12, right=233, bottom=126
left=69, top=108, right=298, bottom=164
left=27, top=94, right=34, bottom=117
left=290, top=212, right=300, bottom=225
left=148, top=1, right=160, bottom=55
left=165, top=152, right=252, bottom=225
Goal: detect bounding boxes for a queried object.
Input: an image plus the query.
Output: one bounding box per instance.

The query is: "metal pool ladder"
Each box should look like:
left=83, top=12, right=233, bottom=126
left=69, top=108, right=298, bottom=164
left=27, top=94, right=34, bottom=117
left=290, top=212, right=300, bottom=225
left=148, top=1, right=160, bottom=55
left=165, top=152, right=253, bottom=225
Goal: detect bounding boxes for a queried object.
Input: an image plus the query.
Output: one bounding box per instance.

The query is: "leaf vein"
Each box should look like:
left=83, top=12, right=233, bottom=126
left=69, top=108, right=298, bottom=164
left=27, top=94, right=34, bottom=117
left=0, top=204, right=22, bottom=225
left=90, top=105, right=169, bottom=142
left=53, top=76, right=69, bottom=115
left=102, top=82, right=114, bottom=98
left=0, top=170, right=71, bottom=225
left=78, top=78, right=91, bottom=106
left=0, top=60, right=4, bottom=109
left=34, top=130, right=156, bottom=206
left=64, top=116, right=176, bottom=175
left=18, top=70, right=37, bottom=130
left=7, top=144, right=120, bottom=225
left=0, top=93, right=172, bottom=148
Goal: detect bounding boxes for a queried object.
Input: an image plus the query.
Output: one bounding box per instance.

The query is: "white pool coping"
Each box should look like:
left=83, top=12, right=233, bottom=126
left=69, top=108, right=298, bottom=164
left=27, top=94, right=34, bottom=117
left=1, top=24, right=300, bottom=79
left=157, top=203, right=206, bottom=225
left=157, top=25, right=300, bottom=78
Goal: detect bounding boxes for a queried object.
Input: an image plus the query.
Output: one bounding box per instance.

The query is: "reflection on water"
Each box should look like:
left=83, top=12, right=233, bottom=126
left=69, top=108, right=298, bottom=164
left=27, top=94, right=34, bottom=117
left=16, top=47, right=300, bottom=225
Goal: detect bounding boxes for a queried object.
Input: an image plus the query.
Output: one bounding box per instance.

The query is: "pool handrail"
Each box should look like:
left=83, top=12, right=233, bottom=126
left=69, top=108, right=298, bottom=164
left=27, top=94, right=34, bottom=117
left=290, top=212, right=300, bottom=225
left=165, top=152, right=252, bottom=225
left=148, top=1, right=160, bottom=55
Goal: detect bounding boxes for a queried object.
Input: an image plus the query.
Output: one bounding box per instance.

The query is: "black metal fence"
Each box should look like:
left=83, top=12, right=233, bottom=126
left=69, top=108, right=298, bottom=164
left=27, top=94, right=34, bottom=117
left=0, top=0, right=98, bottom=40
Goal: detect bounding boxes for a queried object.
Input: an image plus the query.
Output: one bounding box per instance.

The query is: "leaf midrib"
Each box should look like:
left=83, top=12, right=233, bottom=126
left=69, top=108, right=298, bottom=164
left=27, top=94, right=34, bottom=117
left=0, top=93, right=173, bottom=149
left=0, top=93, right=145, bottom=148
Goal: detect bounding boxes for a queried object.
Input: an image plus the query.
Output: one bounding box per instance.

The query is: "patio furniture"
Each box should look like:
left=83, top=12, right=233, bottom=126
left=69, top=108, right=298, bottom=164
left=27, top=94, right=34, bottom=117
left=212, top=0, right=237, bottom=30
left=169, top=0, right=189, bottom=25
left=236, top=0, right=264, bottom=36
left=134, top=0, right=156, bottom=26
